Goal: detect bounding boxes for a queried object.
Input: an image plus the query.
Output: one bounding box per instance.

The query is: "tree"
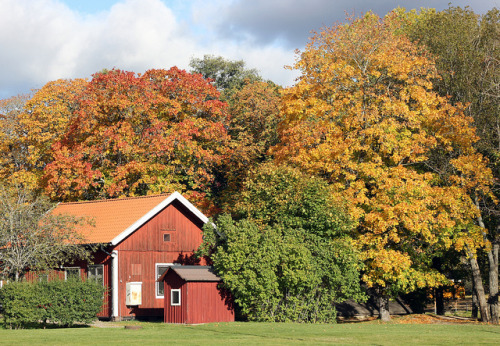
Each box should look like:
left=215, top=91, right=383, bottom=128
left=401, top=6, right=500, bottom=323
left=220, top=80, right=281, bottom=207
left=41, top=68, right=231, bottom=209
left=272, top=12, right=493, bottom=321
left=200, top=163, right=364, bottom=322
left=0, top=184, right=93, bottom=281
left=0, top=94, right=32, bottom=186
left=0, top=80, right=87, bottom=190
left=189, top=55, right=262, bottom=98
left=190, top=57, right=281, bottom=207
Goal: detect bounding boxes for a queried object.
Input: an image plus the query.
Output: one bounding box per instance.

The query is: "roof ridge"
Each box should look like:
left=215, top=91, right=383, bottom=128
left=58, top=193, right=173, bottom=206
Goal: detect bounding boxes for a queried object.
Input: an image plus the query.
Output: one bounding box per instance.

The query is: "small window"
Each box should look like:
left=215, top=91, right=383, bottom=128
left=38, top=273, right=49, bottom=282
left=64, top=267, right=81, bottom=281
left=163, top=233, right=171, bottom=242
left=88, top=265, right=104, bottom=286
left=156, top=263, right=172, bottom=297
left=171, top=289, right=181, bottom=306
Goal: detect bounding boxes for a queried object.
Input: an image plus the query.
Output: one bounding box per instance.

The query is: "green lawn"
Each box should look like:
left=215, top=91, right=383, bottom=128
left=0, top=321, right=499, bottom=345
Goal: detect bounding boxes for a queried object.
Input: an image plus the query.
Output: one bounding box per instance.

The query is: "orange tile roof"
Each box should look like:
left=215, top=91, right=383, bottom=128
left=52, top=194, right=173, bottom=244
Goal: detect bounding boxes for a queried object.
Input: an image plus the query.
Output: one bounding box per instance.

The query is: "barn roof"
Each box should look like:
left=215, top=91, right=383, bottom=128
left=158, top=266, right=221, bottom=282
left=52, top=192, right=208, bottom=245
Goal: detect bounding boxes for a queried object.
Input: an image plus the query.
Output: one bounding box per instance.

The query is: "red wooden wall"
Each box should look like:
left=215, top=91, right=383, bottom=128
left=185, top=281, right=235, bottom=324
left=163, top=271, right=187, bottom=323
left=113, top=200, right=206, bottom=319
left=163, top=272, right=235, bottom=324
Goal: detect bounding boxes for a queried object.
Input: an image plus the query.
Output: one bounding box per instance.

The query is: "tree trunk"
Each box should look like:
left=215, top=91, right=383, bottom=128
left=435, top=286, right=445, bottom=315
left=472, top=289, right=479, bottom=319
left=488, top=243, right=499, bottom=324
left=471, top=276, right=479, bottom=319
left=468, top=249, right=490, bottom=322
left=378, top=294, right=391, bottom=322
left=474, top=197, right=497, bottom=324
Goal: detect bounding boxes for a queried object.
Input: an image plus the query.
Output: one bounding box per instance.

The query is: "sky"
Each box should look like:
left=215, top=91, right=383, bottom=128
left=0, top=0, right=498, bottom=99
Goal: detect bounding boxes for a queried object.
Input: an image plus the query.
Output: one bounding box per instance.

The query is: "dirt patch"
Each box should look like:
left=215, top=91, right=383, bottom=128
left=90, top=320, right=123, bottom=328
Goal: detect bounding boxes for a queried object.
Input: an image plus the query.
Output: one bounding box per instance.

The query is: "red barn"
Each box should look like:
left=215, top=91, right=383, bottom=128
left=51, top=191, right=209, bottom=320
left=159, top=266, right=235, bottom=324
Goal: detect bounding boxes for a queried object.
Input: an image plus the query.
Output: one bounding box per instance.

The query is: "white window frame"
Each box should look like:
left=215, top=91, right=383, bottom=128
left=170, top=289, right=181, bottom=306
left=88, top=264, right=105, bottom=286
left=155, top=263, right=173, bottom=298
left=64, top=267, right=81, bottom=281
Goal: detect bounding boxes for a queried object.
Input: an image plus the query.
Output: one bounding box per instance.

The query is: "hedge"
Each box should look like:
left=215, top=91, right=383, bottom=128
left=0, top=279, right=105, bottom=329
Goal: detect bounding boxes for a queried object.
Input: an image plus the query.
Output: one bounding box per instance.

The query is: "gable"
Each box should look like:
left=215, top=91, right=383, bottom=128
left=52, top=192, right=208, bottom=245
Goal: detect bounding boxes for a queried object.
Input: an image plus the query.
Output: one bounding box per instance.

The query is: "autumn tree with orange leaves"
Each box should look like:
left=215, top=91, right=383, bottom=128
left=41, top=68, right=231, bottom=208
left=273, top=12, right=493, bottom=321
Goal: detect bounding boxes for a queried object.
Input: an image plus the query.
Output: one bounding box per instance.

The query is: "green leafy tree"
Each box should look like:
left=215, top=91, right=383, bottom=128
left=200, top=163, right=364, bottom=322
left=189, top=55, right=262, bottom=98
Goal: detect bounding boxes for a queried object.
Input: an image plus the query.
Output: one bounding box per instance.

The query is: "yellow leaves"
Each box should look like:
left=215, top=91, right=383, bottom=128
left=272, top=10, right=494, bottom=292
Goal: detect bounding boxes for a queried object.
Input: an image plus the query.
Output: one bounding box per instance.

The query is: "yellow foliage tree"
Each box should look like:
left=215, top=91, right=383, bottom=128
left=272, top=12, right=493, bottom=321
left=0, top=79, right=87, bottom=189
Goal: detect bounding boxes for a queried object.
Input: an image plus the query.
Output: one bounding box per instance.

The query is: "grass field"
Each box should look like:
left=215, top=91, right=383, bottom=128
left=0, top=318, right=499, bottom=345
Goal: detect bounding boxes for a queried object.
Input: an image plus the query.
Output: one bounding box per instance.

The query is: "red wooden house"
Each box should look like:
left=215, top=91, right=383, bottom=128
left=52, top=191, right=209, bottom=320
left=159, top=266, right=235, bottom=324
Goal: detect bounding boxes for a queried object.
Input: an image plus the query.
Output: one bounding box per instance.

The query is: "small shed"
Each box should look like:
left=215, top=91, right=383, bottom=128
left=158, top=266, right=234, bottom=324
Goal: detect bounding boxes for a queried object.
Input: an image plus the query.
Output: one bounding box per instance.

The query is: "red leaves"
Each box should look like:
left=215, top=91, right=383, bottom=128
left=40, top=67, right=231, bottom=202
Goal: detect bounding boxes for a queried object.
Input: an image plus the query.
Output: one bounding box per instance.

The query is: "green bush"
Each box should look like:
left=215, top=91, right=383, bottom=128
left=0, top=281, right=44, bottom=329
left=0, top=279, right=105, bottom=329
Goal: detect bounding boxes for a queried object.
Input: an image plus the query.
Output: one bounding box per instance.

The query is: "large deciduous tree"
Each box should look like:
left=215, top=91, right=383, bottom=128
left=0, top=80, right=88, bottom=190
left=401, top=6, right=500, bottom=323
left=272, top=12, right=493, bottom=321
left=200, top=163, right=364, bottom=322
left=41, top=68, right=231, bottom=208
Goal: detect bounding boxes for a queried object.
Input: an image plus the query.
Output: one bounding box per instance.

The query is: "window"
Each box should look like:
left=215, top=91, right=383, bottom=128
left=88, top=265, right=104, bottom=286
left=156, top=263, right=173, bottom=297
left=171, top=289, right=181, bottom=306
left=64, top=267, right=81, bottom=281
left=38, top=273, right=49, bottom=282
left=163, top=233, right=171, bottom=242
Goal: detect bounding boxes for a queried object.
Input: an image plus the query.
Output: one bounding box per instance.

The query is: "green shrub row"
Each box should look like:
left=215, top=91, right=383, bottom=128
left=0, top=279, right=105, bottom=329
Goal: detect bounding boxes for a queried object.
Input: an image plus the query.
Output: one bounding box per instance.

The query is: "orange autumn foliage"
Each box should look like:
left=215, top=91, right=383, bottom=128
left=39, top=68, right=231, bottom=204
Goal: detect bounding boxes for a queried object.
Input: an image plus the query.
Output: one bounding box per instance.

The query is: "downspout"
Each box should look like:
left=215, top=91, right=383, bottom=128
left=100, top=245, right=119, bottom=320
left=111, top=250, right=119, bottom=321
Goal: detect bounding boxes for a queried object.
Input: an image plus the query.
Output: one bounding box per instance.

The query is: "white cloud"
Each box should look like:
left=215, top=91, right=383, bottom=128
left=0, top=0, right=298, bottom=98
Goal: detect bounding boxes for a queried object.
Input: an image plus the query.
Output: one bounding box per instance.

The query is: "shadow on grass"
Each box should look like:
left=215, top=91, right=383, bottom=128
left=0, top=321, right=93, bottom=330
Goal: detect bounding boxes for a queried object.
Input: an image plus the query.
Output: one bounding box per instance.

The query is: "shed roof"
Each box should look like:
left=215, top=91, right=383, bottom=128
left=158, top=266, right=221, bottom=282
left=52, top=192, right=208, bottom=245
